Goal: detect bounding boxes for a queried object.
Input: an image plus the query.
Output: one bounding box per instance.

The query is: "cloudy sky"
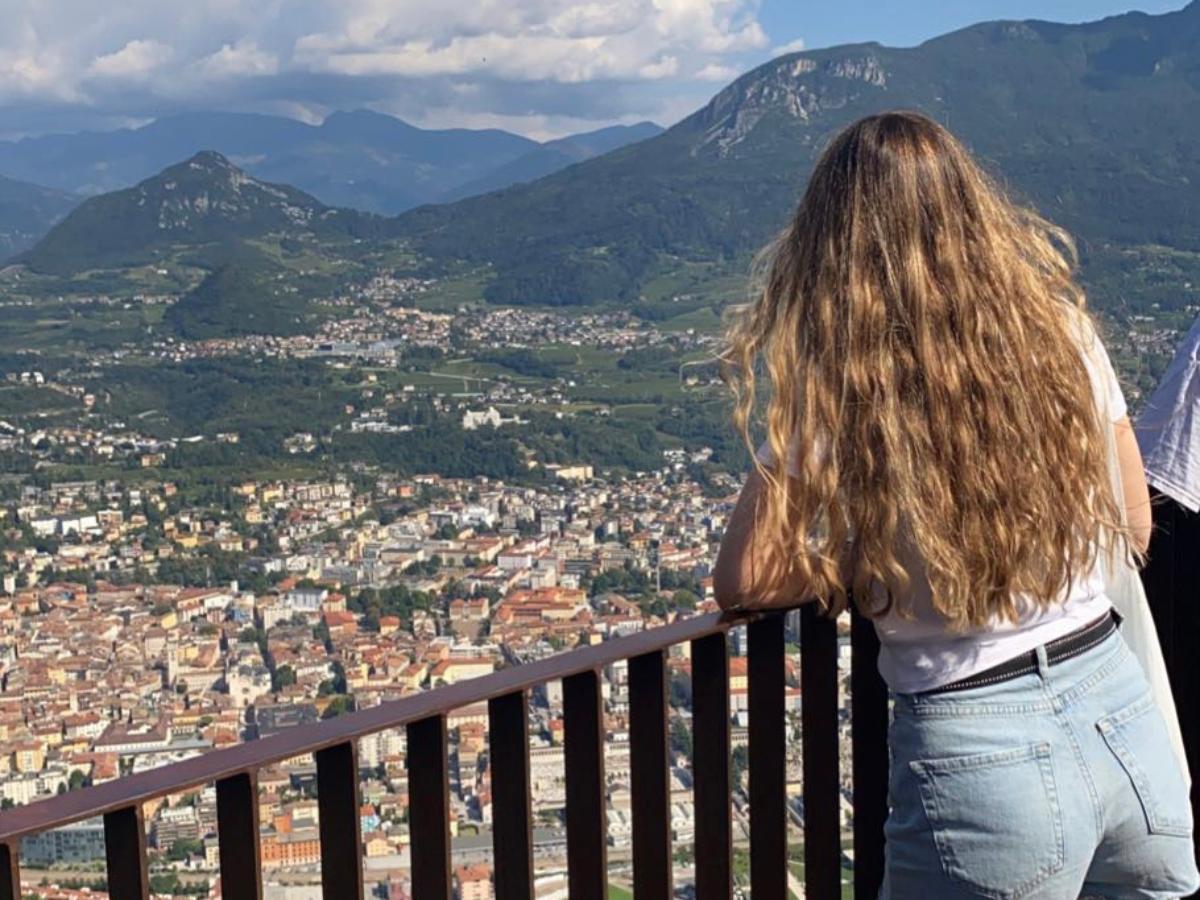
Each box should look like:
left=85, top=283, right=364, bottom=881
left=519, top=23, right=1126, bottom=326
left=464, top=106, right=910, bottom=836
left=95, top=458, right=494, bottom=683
left=0, top=0, right=1186, bottom=141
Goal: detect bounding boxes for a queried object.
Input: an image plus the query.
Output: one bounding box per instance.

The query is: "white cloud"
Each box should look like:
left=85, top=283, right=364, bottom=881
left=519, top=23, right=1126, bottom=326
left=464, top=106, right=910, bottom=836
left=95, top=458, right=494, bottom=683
left=649, top=0, right=767, bottom=53
left=0, top=0, right=769, bottom=136
left=87, top=39, right=175, bottom=81
left=639, top=56, right=680, bottom=79
left=294, top=34, right=638, bottom=82
left=262, top=101, right=325, bottom=125
left=195, top=40, right=279, bottom=79
left=0, top=21, right=79, bottom=102
left=695, top=62, right=738, bottom=81
left=771, top=37, right=806, bottom=56
left=292, top=0, right=763, bottom=85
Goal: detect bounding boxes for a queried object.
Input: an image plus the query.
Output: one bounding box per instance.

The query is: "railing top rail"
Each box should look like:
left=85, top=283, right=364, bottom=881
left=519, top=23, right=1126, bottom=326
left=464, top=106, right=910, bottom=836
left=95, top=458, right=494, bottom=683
left=0, top=608, right=752, bottom=843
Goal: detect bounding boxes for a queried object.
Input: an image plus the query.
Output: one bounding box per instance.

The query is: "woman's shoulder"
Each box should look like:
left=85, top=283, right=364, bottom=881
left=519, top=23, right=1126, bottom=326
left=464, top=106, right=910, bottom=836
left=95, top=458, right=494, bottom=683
left=1064, top=305, right=1128, bottom=423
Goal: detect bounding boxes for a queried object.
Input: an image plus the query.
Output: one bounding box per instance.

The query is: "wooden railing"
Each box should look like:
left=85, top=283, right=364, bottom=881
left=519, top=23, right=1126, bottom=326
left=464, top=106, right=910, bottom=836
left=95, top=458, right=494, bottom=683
left=0, top=605, right=891, bottom=900
left=2, top=494, right=1194, bottom=900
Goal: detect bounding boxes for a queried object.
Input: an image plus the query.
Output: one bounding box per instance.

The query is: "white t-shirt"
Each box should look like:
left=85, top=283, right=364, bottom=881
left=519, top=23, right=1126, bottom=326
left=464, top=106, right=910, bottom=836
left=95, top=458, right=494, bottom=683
left=754, top=314, right=1127, bottom=693
left=1136, top=313, right=1200, bottom=512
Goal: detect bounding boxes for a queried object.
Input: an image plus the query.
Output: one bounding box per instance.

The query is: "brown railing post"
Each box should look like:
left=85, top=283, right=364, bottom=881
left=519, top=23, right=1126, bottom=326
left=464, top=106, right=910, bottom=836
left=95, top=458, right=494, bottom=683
left=690, top=631, right=732, bottom=900
left=315, top=741, right=364, bottom=900
left=488, top=691, right=534, bottom=900
left=748, top=615, right=787, bottom=900
left=630, top=649, right=672, bottom=899
left=0, top=842, right=19, bottom=900
left=103, top=805, right=150, bottom=900
left=408, top=715, right=452, bottom=900
left=563, top=668, right=607, bottom=900
left=216, top=772, right=264, bottom=900
left=851, top=606, right=889, bottom=900
left=802, top=603, right=841, bottom=899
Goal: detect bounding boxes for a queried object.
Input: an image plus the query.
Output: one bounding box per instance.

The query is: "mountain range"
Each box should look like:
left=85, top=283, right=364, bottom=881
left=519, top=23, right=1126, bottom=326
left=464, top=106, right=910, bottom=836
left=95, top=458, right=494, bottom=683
left=20, top=150, right=382, bottom=277
left=393, top=1, right=1200, bottom=307
left=0, top=110, right=662, bottom=216
left=12, top=2, right=1200, bottom=328
left=12, top=151, right=399, bottom=340
left=0, top=175, right=80, bottom=256
left=439, top=121, right=666, bottom=202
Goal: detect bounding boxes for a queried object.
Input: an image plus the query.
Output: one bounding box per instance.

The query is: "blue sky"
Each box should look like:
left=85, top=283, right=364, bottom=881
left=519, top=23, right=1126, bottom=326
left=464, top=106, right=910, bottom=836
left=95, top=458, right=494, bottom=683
left=758, top=1, right=1185, bottom=52
left=0, top=0, right=1189, bottom=141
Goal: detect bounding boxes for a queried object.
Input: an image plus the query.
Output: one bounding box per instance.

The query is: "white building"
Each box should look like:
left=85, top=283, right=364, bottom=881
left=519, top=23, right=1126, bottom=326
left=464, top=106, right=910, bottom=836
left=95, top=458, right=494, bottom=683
left=463, top=407, right=503, bottom=430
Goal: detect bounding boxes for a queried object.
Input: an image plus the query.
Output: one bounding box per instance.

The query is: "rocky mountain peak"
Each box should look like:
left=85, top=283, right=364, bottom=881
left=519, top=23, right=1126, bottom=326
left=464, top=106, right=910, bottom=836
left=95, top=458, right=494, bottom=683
left=693, top=49, right=887, bottom=157
left=143, top=152, right=320, bottom=231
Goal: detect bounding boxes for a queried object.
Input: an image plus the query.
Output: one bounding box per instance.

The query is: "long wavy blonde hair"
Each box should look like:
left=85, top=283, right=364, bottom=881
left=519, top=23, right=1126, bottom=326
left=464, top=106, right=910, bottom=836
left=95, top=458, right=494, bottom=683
left=721, top=111, right=1127, bottom=630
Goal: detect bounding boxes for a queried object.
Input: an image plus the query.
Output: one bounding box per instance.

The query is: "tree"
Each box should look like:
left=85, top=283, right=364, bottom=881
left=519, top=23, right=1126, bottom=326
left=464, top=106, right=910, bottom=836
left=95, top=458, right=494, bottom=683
left=668, top=673, right=691, bottom=711
left=165, top=838, right=204, bottom=862
left=671, top=589, right=700, bottom=610
left=314, top=619, right=334, bottom=653
left=273, top=665, right=296, bottom=692
left=732, top=745, right=750, bottom=790
left=321, top=695, right=354, bottom=719
left=329, top=661, right=348, bottom=694
left=670, top=716, right=694, bottom=765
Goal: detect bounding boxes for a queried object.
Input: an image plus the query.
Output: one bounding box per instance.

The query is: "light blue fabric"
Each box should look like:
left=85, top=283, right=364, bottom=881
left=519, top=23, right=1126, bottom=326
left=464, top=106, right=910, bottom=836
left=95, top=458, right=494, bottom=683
left=881, top=627, right=1200, bottom=900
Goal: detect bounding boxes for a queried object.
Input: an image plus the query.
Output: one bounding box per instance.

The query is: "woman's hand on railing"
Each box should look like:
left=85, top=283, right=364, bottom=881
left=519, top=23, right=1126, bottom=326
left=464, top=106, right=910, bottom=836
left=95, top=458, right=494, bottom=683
left=713, top=466, right=814, bottom=613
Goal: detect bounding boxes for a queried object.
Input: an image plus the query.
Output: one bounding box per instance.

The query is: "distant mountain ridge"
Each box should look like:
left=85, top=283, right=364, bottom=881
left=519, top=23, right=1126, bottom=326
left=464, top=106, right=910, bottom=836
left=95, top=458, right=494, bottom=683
left=13, top=151, right=404, bottom=340
left=442, top=122, right=664, bottom=201
left=15, top=3, right=1200, bottom=333
left=0, top=175, right=80, bottom=256
left=392, top=1, right=1200, bottom=306
left=17, top=150, right=382, bottom=276
left=0, top=110, right=662, bottom=216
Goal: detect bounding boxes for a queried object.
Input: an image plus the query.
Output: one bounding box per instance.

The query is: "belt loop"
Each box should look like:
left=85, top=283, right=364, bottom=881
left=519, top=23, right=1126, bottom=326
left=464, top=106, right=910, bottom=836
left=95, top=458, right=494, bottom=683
left=1035, top=643, right=1051, bottom=680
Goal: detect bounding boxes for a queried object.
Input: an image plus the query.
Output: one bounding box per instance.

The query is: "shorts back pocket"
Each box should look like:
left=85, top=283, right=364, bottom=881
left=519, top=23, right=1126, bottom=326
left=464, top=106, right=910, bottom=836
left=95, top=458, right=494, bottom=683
left=1097, top=692, right=1193, bottom=837
left=910, top=742, right=1065, bottom=900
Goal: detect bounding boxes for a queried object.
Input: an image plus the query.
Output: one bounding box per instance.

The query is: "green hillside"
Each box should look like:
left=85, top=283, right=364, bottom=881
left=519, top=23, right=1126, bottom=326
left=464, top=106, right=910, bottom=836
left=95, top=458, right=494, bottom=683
left=11, top=152, right=406, bottom=338
left=19, top=150, right=386, bottom=276
left=392, top=2, right=1200, bottom=311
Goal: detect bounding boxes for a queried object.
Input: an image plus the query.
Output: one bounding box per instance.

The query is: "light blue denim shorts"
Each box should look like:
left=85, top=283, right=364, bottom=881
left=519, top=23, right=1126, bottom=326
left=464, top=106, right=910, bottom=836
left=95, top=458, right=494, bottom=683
left=881, top=626, right=1200, bottom=900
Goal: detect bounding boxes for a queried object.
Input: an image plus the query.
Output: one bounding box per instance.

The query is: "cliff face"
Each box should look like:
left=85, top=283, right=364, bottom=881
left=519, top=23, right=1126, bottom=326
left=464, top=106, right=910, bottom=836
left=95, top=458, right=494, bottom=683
left=144, top=152, right=320, bottom=233
left=693, top=51, right=889, bottom=157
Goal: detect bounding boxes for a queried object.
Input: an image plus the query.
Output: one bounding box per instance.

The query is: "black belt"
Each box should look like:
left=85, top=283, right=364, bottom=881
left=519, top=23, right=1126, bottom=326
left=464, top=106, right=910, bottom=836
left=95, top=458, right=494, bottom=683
left=922, top=608, right=1122, bottom=696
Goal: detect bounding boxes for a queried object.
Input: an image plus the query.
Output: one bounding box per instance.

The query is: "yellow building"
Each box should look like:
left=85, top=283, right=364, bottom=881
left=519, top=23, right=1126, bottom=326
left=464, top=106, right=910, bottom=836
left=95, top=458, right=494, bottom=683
left=430, top=658, right=495, bottom=686
left=399, top=663, right=428, bottom=690
left=364, top=833, right=391, bottom=858
left=13, top=741, right=45, bottom=773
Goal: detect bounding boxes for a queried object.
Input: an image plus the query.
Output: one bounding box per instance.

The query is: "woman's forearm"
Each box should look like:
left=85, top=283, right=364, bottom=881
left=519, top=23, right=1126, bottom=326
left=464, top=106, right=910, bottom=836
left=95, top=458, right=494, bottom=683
left=714, top=468, right=813, bottom=611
